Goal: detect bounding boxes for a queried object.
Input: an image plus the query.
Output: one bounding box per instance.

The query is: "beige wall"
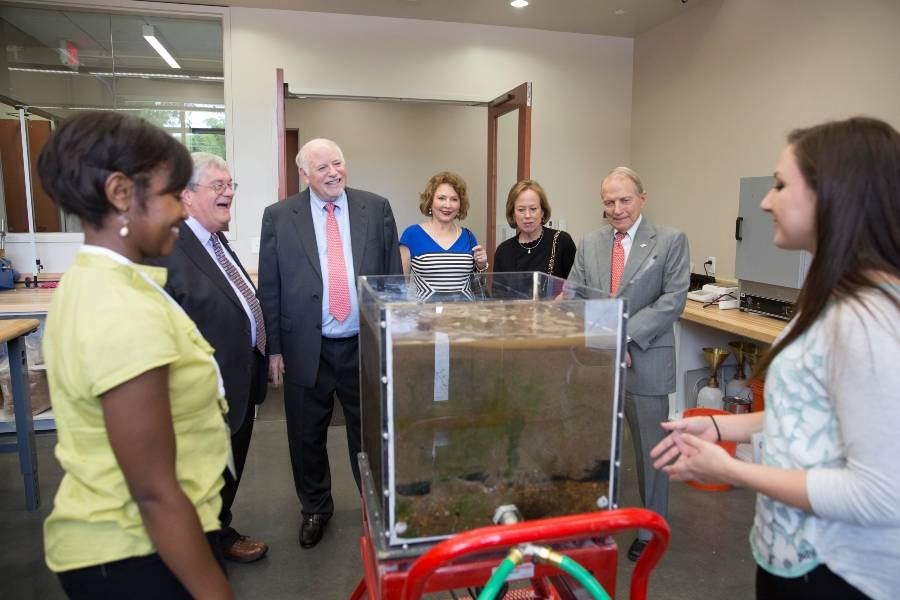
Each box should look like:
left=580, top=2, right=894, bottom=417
left=631, top=0, right=900, bottom=279
left=285, top=99, right=487, bottom=243
left=5, top=7, right=633, bottom=272
left=228, top=8, right=634, bottom=268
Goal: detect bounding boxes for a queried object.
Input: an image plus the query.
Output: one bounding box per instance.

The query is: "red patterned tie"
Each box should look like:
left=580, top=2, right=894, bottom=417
left=210, top=234, right=266, bottom=355
left=325, top=202, right=351, bottom=323
left=610, top=231, right=626, bottom=295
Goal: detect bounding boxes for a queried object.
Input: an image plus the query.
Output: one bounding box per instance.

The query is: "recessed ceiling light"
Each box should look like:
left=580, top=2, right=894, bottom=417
left=510, top=0, right=529, bottom=8
left=614, top=9, right=626, bottom=15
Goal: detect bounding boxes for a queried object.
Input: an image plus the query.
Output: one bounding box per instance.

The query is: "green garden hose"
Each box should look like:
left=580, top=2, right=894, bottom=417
left=476, top=548, right=522, bottom=600
left=556, top=554, right=611, bottom=600
left=477, top=545, right=611, bottom=600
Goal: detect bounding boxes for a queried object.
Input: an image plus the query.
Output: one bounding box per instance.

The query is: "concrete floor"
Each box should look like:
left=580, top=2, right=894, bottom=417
left=1, top=387, right=757, bottom=599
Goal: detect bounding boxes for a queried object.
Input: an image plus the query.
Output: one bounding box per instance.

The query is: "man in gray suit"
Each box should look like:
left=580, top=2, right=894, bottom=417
left=258, top=139, right=402, bottom=549
left=568, top=166, right=689, bottom=561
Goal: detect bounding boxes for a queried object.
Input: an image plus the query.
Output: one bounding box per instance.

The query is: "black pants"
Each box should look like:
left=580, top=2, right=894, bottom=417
left=756, top=565, right=871, bottom=599
left=284, top=336, right=362, bottom=516
left=218, top=350, right=263, bottom=549
left=57, top=531, right=225, bottom=599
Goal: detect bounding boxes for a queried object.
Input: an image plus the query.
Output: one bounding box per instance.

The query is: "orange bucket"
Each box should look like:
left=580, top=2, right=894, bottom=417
left=681, top=408, right=736, bottom=492
left=750, top=379, right=765, bottom=412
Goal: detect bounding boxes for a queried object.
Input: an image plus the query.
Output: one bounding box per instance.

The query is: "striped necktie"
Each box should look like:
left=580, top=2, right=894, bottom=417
left=210, top=233, right=266, bottom=354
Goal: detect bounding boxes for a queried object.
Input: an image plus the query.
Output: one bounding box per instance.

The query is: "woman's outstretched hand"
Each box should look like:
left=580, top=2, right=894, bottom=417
left=651, top=417, right=731, bottom=484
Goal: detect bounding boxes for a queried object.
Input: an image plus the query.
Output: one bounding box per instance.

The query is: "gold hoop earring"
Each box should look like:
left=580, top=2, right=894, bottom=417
left=119, top=213, right=130, bottom=238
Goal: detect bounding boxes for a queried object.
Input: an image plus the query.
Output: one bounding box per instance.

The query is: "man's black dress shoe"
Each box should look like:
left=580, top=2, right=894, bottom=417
left=299, top=514, right=328, bottom=548
left=627, top=538, right=648, bottom=562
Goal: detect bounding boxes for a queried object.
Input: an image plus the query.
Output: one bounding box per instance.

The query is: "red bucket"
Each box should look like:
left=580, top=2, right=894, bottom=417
left=751, top=379, right=765, bottom=412
left=681, top=408, right=736, bottom=492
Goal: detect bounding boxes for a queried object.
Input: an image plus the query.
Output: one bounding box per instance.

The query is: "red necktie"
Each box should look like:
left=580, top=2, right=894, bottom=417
left=325, top=202, right=351, bottom=323
left=210, top=234, right=266, bottom=355
left=610, top=231, right=626, bottom=295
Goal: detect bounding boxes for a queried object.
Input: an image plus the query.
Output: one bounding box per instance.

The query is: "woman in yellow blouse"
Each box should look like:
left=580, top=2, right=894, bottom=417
left=38, top=112, right=233, bottom=599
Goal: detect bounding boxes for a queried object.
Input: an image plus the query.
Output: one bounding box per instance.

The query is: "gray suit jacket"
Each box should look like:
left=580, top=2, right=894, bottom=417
left=568, top=218, right=689, bottom=395
left=258, top=188, right=402, bottom=388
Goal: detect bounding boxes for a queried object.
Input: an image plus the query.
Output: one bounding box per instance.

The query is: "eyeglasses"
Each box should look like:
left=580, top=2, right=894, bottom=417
left=194, top=180, right=238, bottom=195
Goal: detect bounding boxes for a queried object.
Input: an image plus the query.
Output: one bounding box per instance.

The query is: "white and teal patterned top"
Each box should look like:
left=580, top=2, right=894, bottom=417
left=750, top=284, right=900, bottom=600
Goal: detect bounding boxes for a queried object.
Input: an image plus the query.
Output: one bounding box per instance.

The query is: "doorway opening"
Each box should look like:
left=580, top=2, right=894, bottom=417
left=274, top=69, right=531, bottom=252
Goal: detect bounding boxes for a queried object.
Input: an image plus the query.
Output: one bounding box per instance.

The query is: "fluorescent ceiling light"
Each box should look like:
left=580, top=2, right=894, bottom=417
left=510, top=0, right=529, bottom=7
left=142, top=24, right=180, bottom=69
left=10, top=66, right=221, bottom=82
left=9, top=67, right=80, bottom=75
left=89, top=71, right=224, bottom=81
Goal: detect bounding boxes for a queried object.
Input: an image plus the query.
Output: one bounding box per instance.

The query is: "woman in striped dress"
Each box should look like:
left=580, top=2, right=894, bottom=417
left=400, top=171, right=488, bottom=300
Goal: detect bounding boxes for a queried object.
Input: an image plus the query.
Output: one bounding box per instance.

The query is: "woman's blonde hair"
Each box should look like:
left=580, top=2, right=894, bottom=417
left=505, top=179, right=551, bottom=228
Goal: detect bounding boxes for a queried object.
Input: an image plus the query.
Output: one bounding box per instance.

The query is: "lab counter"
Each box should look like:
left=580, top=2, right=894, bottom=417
left=680, top=299, right=785, bottom=344
left=673, top=300, right=787, bottom=418
left=0, top=287, right=54, bottom=315
left=0, top=288, right=54, bottom=435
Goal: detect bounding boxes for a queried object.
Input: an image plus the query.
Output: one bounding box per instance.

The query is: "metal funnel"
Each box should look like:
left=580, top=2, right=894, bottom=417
left=702, top=347, right=730, bottom=387
left=728, top=341, right=760, bottom=379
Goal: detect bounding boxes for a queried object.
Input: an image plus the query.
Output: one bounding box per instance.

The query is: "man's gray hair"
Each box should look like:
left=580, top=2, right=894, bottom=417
left=602, top=166, right=645, bottom=195
left=295, top=138, right=344, bottom=173
left=189, top=152, right=229, bottom=188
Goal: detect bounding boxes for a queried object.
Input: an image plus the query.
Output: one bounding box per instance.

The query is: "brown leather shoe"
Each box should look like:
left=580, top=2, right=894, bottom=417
left=223, top=535, right=269, bottom=563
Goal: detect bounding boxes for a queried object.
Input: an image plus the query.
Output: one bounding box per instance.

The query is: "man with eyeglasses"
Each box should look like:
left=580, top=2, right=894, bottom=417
left=567, top=166, right=689, bottom=562
left=149, top=152, right=269, bottom=564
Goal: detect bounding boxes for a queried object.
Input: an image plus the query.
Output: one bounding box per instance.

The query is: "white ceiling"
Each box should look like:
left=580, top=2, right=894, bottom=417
left=0, top=0, right=708, bottom=77
left=0, top=5, right=222, bottom=73
left=158, top=0, right=710, bottom=38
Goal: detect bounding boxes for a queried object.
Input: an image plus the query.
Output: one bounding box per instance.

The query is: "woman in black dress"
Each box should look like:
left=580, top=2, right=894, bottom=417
left=493, top=179, right=576, bottom=277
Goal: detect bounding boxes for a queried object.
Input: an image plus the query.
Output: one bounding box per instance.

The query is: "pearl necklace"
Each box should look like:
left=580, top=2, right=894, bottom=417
left=517, top=226, right=544, bottom=254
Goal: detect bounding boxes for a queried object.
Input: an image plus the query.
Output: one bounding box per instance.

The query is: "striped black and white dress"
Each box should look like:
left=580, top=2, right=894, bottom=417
left=399, top=224, right=478, bottom=300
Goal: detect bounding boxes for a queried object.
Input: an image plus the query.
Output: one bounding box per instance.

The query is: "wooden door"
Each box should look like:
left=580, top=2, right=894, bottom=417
left=486, top=83, right=532, bottom=254
left=0, top=118, right=57, bottom=233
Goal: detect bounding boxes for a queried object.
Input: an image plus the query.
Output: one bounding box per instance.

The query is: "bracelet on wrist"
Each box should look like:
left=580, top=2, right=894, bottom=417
left=709, top=415, right=722, bottom=442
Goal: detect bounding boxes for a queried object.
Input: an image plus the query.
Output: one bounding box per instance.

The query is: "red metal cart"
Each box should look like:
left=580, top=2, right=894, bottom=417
left=350, top=506, right=669, bottom=600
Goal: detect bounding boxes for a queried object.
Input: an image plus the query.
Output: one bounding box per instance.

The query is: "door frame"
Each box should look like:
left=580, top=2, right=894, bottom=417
left=273, top=70, right=533, bottom=257
left=486, top=82, right=532, bottom=255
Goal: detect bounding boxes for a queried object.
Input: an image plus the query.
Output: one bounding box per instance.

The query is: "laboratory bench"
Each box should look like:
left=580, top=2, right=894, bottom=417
left=672, top=299, right=787, bottom=418
left=0, top=318, right=43, bottom=509
left=0, top=287, right=54, bottom=435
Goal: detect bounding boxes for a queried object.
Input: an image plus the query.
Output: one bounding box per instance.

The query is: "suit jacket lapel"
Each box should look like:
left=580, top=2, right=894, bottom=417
left=596, top=228, right=613, bottom=293
left=291, top=190, right=323, bottom=282
left=618, top=220, right=657, bottom=294
left=347, top=189, right=368, bottom=275
left=179, top=223, right=245, bottom=313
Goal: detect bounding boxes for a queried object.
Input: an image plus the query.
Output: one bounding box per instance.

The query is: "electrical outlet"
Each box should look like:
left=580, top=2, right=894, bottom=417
left=705, top=256, right=716, bottom=276
left=251, top=236, right=260, bottom=253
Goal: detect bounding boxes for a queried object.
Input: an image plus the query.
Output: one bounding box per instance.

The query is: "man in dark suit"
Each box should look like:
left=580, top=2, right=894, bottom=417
left=568, top=166, right=689, bottom=562
left=151, top=153, right=269, bottom=563
left=258, top=139, right=401, bottom=549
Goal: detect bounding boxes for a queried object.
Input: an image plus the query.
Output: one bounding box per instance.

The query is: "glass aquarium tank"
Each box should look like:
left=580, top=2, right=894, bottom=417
left=359, top=272, right=626, bottom=551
